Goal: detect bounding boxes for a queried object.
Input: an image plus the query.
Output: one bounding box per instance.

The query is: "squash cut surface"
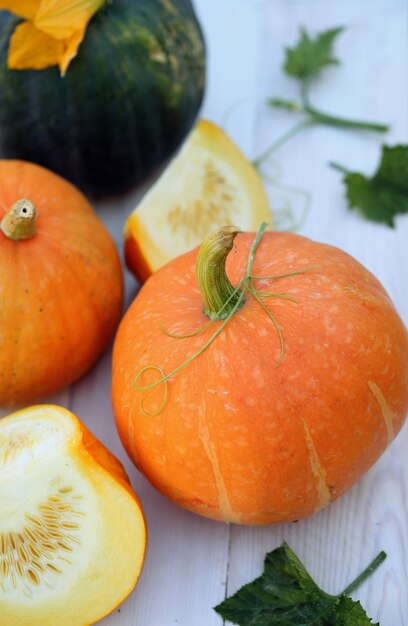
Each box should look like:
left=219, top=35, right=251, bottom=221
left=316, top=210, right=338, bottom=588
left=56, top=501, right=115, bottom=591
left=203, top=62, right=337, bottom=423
left=124, top=119, right=271, bottom=281
left=0, top=405, right=146, bottom=625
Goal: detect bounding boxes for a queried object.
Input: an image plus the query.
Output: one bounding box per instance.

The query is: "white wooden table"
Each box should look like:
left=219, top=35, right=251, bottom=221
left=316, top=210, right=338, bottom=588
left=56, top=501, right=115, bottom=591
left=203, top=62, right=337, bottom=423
left=3, top=0, right=408, bottom=624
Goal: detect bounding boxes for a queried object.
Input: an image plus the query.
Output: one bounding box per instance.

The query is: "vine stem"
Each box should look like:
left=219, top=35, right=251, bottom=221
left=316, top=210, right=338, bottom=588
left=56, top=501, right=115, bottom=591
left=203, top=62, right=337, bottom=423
left=252, top=118, right=314, bottom=169
left=0, top=199, right=36, bottom=240
left=329, top=162, right=350, bottom=175
left=253, top=73, right=389, bottom=169
left=252, top=108, right=388, bottom=169
left=305, top=105, right=389, bottom=132
left=341, top=551, right=387, bottom=596
left=196, top=225, right=242, bottom=320
left=133, top=222, right=315, bottom=416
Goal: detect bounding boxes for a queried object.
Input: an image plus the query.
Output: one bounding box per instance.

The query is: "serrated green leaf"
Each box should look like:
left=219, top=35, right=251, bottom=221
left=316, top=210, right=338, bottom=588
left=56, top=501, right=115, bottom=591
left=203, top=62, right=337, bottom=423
left=214, top=544, right=333, bottom=626
left=375, top=145, right=408, bottom=191
left=333, top=596, right=379, bottom=626
left=284, top=26, right=344, bottom=81
left=339, top=145, right=408, bottom=227
left=214, top=543, right=381, bottom=626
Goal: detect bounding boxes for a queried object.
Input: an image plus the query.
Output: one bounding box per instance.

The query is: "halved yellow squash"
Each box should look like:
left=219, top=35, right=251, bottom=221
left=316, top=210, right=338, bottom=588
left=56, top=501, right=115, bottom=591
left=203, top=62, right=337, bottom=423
left=124, top=119, right=272, bottom=282
left=0, top=405, right=146, bottom=625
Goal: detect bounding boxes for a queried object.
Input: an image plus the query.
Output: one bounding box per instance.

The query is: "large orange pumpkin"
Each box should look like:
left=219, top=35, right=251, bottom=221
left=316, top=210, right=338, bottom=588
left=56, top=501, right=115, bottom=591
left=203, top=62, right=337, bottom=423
left=0, top=160, right=123, bottom=406
left=112, top=226, right=408, bottom=524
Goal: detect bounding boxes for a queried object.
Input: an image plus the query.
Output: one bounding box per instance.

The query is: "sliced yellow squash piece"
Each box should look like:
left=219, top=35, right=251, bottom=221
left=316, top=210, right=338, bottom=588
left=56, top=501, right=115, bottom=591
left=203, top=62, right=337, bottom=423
left=0, top=405, right=146, bottom=625
left=124, top=119, right=272, bottom=282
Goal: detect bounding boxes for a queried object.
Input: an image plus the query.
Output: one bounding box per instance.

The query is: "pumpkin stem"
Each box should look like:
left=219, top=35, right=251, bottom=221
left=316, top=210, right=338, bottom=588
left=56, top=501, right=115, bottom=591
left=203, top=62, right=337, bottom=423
left=0, top=199, right=36, bottom=240
left=196, top=225, right=243, bottom=320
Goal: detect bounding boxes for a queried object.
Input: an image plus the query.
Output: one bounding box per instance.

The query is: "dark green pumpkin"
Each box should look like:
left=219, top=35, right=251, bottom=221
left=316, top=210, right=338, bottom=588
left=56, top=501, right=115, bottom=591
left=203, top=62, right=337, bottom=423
left=0, top=0, right=205, bottom=196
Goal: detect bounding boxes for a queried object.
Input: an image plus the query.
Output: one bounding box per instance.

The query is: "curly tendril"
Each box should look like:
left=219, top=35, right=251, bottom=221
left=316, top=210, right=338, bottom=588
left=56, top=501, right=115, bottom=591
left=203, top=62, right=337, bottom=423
left=133, top=223, right=315, bottom=416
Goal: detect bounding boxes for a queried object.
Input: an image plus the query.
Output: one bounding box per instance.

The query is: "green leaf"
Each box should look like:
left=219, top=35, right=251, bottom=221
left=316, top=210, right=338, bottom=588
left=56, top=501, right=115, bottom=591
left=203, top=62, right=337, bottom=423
left=333, top=596, right=379, bottom=626
left=336, top=145, right=408, bottom=227
left=214, top=543, right=382, bottom=626
left=284, top=26, right=344, bottom=81
left=375, top=145, right=408, bottom=191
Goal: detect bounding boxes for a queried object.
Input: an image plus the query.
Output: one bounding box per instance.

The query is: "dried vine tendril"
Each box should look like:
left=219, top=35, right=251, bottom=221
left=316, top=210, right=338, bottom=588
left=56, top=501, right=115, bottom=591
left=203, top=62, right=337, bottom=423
left=133, top=223, right=315, bottom=416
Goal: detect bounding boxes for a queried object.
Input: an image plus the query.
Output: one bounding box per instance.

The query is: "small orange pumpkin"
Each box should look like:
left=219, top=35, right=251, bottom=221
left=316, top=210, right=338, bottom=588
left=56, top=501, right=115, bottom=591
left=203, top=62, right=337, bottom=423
left=112, top=225, right=408, bottom=524
left=0, top=160, right=123, bottom=406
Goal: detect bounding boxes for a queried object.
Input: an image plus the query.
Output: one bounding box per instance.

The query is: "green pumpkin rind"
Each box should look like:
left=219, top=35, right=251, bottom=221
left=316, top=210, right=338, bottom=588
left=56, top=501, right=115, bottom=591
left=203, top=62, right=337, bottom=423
left=0, top=0, right=206, bottom=196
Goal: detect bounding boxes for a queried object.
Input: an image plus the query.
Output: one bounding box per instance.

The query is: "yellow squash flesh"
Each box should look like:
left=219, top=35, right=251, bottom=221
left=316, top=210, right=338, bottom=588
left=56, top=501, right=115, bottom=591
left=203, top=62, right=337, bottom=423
left=0, top=405, right=146, bottom=625
left=124, top=119, right=272, bottom=282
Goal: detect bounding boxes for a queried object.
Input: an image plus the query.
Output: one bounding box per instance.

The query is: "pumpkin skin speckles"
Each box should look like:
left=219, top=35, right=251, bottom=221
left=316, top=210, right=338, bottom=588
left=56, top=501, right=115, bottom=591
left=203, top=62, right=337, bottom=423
left=0, top=160, right=123, bottom=406
left=112, top=230, right=408, bottom=524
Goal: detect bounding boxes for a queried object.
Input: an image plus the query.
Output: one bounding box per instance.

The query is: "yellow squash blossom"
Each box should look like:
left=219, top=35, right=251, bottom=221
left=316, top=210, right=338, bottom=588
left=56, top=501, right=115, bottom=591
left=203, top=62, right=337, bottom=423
left=0, top=0, right=105, bottom=75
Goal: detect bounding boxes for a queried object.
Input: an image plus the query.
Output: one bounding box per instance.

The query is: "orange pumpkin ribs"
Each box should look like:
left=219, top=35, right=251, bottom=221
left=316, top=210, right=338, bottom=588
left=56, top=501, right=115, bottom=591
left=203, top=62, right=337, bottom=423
left=112, top=226, right=408, bottom=524
left=0, top=160, right=123, bottom=406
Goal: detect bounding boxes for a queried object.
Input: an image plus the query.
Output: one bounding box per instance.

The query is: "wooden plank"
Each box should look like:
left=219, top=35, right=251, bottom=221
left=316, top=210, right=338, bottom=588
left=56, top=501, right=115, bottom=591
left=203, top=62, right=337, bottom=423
left=194, top=0, right=268, bottom=156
